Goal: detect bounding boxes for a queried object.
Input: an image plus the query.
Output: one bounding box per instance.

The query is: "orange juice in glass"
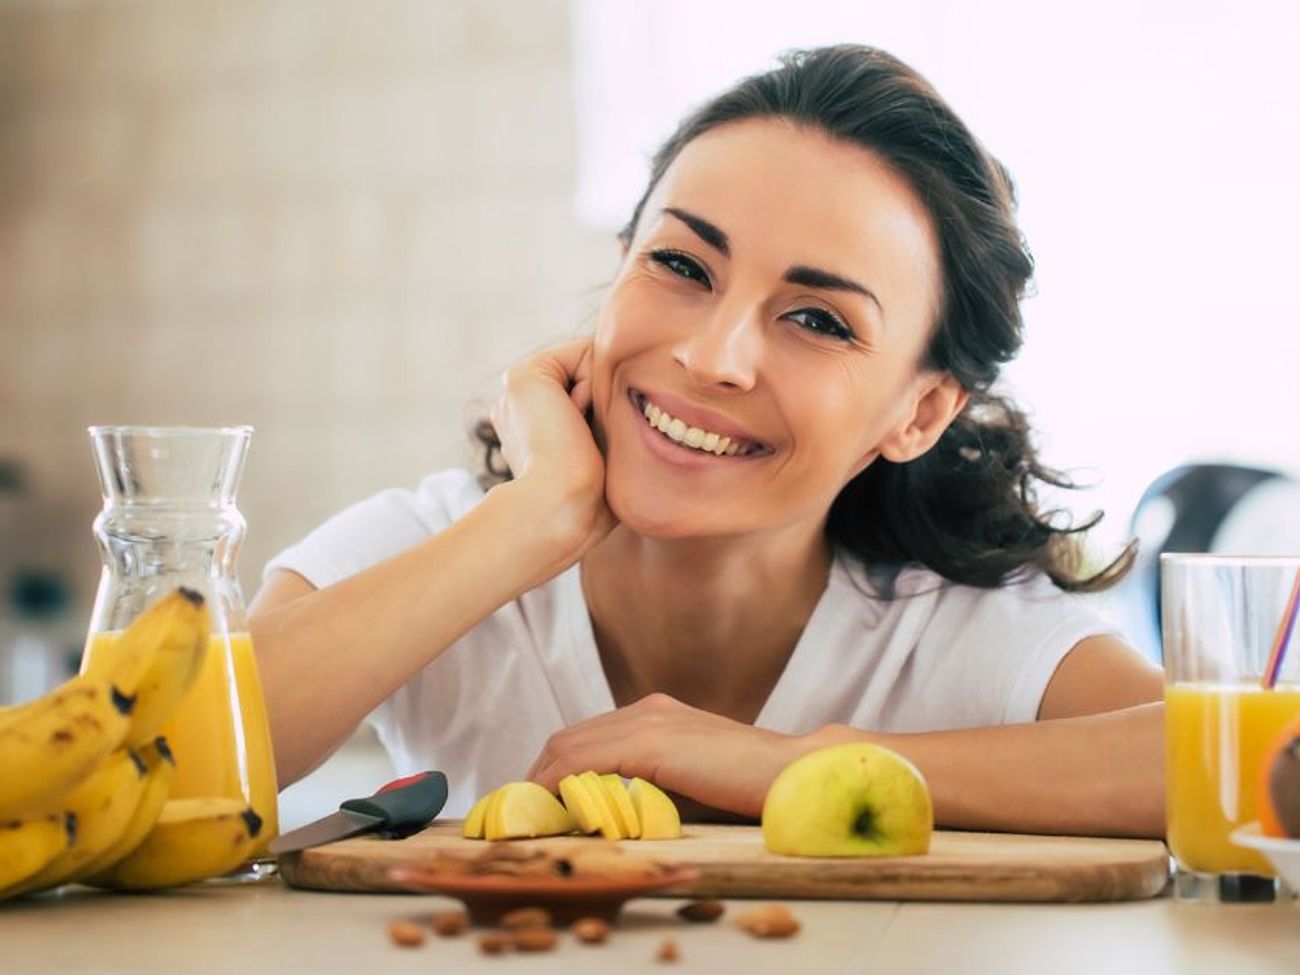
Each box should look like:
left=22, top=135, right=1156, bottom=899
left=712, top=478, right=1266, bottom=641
left=1161, top=554, right=1300, bottom=901
left=1165, top=683, right=1300, bottom=875
left=82, top=426, right=279, bottom=876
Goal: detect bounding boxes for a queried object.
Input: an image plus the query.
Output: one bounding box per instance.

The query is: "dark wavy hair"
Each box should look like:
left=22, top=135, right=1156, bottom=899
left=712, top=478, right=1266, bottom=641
left=478, top=44, right=1132, bottom=592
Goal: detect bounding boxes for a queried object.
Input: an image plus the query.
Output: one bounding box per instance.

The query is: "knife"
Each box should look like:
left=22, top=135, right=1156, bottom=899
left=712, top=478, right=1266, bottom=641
left=269, top=770, right=449, bottom=855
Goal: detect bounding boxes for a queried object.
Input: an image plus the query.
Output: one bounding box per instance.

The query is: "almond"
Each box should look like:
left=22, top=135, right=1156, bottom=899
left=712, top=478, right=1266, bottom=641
left=677, top=899, right=725, bottom=923
left=386, top=920, right=426, bottom=947
left=735, top=904, right=800, bottom=938
left=500, top=906, right=552, bottom=930
left=572, top=917, right=611, bottom=944
left=560, top=843, right=671, bottom=879
left=429, top=910, right=468, bottom=936
left=656, top=936, right=680, bottom=962
left=511, top=926, right=558, bottom=952
left=477, top=932, right=512, bottom=955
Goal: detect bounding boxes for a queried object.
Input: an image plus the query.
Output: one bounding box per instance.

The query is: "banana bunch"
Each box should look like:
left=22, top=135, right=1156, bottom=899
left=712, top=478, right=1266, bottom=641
left=0, top=588, right=263, bottom=898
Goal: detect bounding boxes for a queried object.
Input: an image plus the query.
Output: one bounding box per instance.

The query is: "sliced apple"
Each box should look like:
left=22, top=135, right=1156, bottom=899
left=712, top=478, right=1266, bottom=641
left=482, top=781, right=577, bottom=841
left=600, top=773, right=641, bottom=839
left=578, top=770, right=624, bottom=839
left=482, top=786, right=507, bottom=839
left=558, top=773, right=603, bottom=835
left=462, top=791, right=492, bottom=839
left=627, top=777, right=682, bottom=839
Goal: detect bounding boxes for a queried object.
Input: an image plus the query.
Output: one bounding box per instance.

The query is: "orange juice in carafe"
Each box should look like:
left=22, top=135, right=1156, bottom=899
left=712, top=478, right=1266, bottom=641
left=84, top=426, right=279, bottom=872
left=83, top=630, right=279, bottom=852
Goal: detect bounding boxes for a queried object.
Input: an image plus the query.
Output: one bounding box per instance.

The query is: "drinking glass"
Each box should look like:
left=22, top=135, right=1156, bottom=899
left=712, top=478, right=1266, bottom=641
left=1162, top=553, right=1300, bottom=902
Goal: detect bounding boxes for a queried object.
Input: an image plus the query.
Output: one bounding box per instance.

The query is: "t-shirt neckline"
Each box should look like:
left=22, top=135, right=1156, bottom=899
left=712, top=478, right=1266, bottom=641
left=556, top=549, right=853, bottom=733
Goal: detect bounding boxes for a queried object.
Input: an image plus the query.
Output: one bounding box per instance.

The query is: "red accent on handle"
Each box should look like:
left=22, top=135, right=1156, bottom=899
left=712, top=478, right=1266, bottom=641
left=377, top=772, right=429, bottom=795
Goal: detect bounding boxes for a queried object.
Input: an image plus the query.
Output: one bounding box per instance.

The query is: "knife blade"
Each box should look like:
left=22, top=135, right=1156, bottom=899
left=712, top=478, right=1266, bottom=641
left=269, top=770, right=449, bottom=855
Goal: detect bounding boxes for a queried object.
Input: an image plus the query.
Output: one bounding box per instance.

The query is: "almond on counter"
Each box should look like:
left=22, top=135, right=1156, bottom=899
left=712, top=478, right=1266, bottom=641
left=429, top=910, right=468, bottom=936
left=476, top=932, right=512, bottom=955
left=511, top=927, right=558, bottom=952
left=386, top=920, right=426, bottom=947
left=677, top=899, right=725, bottom=923
left=735, top=904, right=800, bottom=938
left=499, top=906, right=552, bottom=930
left=572, top=917, right=612, bottom=944
left=656, top=936, right=681, bottom=963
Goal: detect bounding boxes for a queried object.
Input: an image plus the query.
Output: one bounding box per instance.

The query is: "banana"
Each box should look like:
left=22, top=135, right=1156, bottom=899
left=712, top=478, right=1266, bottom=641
left=66, top=737, right=175, bottom=884
left=4, top=747, right=148, bottom=897
left=82, top=588, right=209, bottom=744
left=120, top=603, right=208, bottom=747
left=0, top=698, right=32, bottom=729
left=0, top=674, right=134, bottom=821
left=88, top=797, right=263, bottom=891
left=0, top=812, right=74, bottom=894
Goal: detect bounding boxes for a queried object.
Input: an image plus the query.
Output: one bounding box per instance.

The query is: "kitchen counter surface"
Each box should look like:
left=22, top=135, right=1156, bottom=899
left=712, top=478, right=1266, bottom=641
left=0, top=877, right=1295, bottom=975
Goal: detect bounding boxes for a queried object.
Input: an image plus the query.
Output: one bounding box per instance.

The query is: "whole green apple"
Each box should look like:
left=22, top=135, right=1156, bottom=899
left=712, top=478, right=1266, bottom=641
left=762, top=742, right=933, bottom=857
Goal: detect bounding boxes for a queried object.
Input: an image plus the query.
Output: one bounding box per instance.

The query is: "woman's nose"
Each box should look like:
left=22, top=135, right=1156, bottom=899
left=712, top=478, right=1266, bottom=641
left=671, top=301, right=762, bottom=391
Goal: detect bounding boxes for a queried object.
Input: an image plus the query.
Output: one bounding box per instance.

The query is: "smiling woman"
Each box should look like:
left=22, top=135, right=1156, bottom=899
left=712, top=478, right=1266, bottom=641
left=249, top=46, right=1165, bottom=839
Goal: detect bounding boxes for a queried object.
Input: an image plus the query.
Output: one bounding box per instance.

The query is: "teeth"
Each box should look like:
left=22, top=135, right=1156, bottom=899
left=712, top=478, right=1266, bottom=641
left=638, top=393, right=759, bottom=457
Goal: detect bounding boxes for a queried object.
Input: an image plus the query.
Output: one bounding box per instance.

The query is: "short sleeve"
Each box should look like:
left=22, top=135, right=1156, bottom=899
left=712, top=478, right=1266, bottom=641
left=259, top=468, right=484, bottom=740
left=262, top=468, right=484, bottom=591
left=913, top=575, right=1126, bottom=727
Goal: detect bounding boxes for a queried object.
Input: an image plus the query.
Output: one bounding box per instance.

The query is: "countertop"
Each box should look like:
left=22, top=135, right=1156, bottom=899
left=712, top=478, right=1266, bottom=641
left=1, top=877, right=1295, bottom=975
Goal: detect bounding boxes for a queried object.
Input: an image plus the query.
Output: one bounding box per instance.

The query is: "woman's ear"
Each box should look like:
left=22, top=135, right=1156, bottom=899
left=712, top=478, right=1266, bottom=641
left=877, top=372, right=969, bottom=464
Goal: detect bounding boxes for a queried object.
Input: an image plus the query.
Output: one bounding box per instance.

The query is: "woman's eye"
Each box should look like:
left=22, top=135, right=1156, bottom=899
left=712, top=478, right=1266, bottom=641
left=649, top=249, right=711, bottom=287
left=786, top=308, right=854, bottom=342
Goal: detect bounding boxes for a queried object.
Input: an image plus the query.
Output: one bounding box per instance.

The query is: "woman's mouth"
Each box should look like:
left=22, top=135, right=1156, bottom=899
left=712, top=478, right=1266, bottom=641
left=629, top=390, right=773, bottom=458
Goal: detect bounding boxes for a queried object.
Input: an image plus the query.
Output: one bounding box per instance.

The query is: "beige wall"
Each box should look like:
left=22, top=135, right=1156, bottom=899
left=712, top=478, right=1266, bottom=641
left=0, top=0, right=617, bottom=611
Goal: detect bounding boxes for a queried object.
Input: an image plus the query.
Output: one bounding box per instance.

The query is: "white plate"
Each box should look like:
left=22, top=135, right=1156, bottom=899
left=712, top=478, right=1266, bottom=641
left=1230, top=822, right=1300, bottom=889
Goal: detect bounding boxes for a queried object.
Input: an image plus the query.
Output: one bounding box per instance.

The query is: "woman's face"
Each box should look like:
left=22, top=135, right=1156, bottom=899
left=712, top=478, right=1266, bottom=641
left=591, top=117, right=956, bottom=540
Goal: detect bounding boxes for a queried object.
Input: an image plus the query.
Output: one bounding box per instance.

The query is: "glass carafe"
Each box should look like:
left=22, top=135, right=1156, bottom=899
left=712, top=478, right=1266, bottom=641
left=80, top=426, right=279, bottom=870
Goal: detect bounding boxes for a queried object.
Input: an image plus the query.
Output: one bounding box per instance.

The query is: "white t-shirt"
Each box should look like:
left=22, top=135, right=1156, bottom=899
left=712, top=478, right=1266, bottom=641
left=265, top=468, right=1122, bottom=817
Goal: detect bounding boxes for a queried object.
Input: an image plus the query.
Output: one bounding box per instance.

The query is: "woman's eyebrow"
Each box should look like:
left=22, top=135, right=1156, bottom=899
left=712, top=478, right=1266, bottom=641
left=784, top=265, right=883, bottom=315
left=662, top=205, right=883, bottom=318
left=662, top=207, right=729, bottom=256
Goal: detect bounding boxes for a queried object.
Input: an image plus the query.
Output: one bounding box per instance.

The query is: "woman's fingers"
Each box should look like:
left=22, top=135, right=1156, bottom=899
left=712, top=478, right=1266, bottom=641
left=568, top=341, right=595, bottom=412
left=487, top=334, right=616, bottom=560
left=529, top=725, right=669, bottom=794
left=523, top=695, right=805, bottom=818
left=525, top=696, right=705, bottom=789
left=569, top=378, right=593, bottom=415
left=535, top=338, right=595, bottom=388
left=488, top=396, right=520, bottom=472
left=492, top=338, right=597, bottom=477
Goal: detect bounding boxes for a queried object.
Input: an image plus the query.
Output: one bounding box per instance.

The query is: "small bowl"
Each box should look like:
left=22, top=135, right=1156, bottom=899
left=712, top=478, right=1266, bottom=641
left=386, top=864, right=699, bottom=926
left=1230, top=822, right=1300, bottom=890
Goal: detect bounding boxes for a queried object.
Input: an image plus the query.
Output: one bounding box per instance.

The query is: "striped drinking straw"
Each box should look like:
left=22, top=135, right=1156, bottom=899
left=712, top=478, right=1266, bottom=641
left=1262, top=569, right=1300, bottom=689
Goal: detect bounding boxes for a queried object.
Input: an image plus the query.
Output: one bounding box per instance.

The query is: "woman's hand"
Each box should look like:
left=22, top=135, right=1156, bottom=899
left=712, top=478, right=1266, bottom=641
left=525, top=693, right=818, bottom=820
left=489, top=339, right=618, bottom=563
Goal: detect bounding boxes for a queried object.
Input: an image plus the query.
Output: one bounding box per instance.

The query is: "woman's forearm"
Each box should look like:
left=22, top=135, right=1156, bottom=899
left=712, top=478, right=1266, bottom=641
left=818, top=702, right=1165, bottom=838
left=250, top=480, right=583, bottom=786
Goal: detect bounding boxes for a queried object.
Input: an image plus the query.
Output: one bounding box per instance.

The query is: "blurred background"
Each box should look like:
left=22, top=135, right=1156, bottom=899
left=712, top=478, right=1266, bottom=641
left=2, top=0, right=1298, bottom=823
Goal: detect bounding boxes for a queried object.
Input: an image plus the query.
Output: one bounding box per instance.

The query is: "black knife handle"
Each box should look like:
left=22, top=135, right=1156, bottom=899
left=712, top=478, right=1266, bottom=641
left=340, top=770, right=448, bottom=827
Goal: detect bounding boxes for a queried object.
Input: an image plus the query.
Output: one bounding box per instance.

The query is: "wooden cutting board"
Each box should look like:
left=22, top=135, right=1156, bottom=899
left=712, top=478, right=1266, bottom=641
left=278, top=821, right=1170, bottom=903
